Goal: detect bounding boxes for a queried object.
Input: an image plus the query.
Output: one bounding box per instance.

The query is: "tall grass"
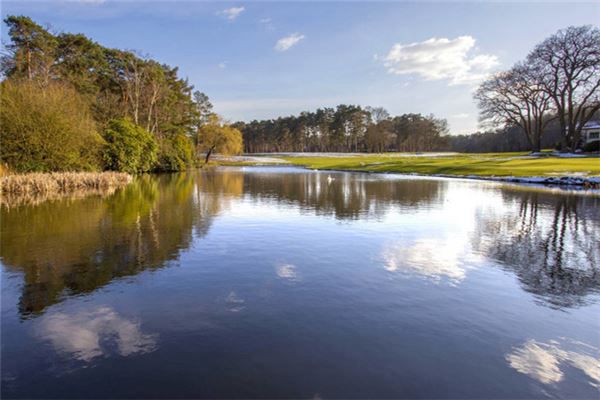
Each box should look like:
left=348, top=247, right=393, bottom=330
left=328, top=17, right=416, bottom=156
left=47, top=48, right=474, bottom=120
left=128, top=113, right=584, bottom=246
left=1, top=172, right=132, bottom=197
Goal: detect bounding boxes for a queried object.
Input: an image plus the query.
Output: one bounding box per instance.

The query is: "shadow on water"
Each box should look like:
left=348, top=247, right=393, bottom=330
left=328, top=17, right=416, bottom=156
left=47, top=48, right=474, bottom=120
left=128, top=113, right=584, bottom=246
left=1, top=167, right=599, bottom=319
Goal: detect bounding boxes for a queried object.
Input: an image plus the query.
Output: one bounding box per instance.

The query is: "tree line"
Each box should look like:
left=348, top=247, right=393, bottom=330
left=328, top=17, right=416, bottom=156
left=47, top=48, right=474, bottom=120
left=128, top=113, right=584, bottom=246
left=0, top=15, right=242, bottom=173
left=234, top=106, right=449, bottom=153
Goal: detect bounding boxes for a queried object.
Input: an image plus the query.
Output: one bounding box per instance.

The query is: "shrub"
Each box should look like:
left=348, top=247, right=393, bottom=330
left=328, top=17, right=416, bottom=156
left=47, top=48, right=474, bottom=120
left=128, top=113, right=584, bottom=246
left=155, top=134, right=195, bottom=172
left=0, top=80, right=103, bottom=172
left=582, top=140, right=599, bottom=153
left=102, top=118, right=158, bottom=174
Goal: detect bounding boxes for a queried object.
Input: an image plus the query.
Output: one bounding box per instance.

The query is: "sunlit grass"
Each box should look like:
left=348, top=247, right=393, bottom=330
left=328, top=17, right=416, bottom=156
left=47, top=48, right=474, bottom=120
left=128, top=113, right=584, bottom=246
left=222, top=152, right=600, bottom=177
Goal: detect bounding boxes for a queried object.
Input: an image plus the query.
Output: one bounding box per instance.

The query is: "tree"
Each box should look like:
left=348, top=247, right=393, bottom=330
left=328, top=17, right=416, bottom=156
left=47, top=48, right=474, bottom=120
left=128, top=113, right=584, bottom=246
left=191, top=91, right=214, bottom=151
left=1, top=16, right=57, bottom=84
left=527, top=25, right=600, bottom=151
left=192, top=91, right=213, bottom=128
left=365, top=106, right=390, bottom=124
left=391, top=113, right=448, bottom=152
left=0, top=80, right=103, bottom=172
left=475, top=64, right=554, bottom=152
left=102, top=118, right=157, bottom=174
left=197, top=114, right=243, bottom=164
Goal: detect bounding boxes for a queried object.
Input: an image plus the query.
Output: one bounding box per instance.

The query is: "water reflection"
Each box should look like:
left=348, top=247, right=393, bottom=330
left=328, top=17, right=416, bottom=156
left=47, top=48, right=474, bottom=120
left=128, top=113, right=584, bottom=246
left=275, top=263, right=299, bottom=282
left=1, top=167, right=600, bottom=398
left=240, top=167, right=444, bottom=219
left=1, top=167, right=599, bottom=321
left=472, top=190, right=600, bottom=308
left=506, top=338, right=600, bottom=388
left=0, top=173, right=239, bottom=318
left=225, top=291, right=246, bottom=313
left=35, top=306, right=157, bottom=362
left=381, top=238, right=479, bottom=284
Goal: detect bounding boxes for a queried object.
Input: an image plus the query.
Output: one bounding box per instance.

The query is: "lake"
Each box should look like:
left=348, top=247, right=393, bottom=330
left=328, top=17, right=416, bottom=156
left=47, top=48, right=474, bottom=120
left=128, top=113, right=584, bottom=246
left=1, top=166, right=599, bottom=399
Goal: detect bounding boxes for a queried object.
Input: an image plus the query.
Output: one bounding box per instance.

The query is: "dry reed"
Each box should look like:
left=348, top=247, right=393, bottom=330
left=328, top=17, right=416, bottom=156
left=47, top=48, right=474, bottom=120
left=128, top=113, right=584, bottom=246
left=1, top=171, right=132, bottom=199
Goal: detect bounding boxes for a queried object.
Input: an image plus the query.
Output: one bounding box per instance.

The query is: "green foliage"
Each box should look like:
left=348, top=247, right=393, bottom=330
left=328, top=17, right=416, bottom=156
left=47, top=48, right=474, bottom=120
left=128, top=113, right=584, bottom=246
left=1, top=15, right=57, bottom=82
left=102, top=118, right=157, bottom=174
left=156, top=134, right=195, bottom=172
left=197, top=115, right=244, bottom=163
left=2, top=15, right=202, bottom=172
left=0, top=80, right=103, bottom=172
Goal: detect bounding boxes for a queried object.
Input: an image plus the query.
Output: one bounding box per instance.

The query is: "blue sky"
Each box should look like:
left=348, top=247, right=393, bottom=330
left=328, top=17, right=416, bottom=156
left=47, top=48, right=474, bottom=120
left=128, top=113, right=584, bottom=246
left=2, top=1, right=599, bottom=134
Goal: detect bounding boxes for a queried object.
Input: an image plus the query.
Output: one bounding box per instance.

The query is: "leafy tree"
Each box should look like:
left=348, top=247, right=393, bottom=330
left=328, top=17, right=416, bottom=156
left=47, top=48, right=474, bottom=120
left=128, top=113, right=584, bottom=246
left=0, top=80, right=103, bottom=172
left=197, top=114, right=243, bottom=164
left=102, top=118, right=157, bottom=173
left=1, top=15, right=57, bottom=83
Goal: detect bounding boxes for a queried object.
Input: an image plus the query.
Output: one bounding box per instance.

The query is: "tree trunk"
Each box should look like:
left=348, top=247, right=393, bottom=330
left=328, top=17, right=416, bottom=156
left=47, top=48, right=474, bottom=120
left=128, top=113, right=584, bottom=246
left=204, top=146, right=216, bottom=165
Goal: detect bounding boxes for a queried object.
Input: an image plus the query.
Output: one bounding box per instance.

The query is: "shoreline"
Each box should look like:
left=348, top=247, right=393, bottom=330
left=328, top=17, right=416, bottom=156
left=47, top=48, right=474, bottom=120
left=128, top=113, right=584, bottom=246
left=219, top=162, right=600, bottom=191
left=309, top=167, right=600, bottom=188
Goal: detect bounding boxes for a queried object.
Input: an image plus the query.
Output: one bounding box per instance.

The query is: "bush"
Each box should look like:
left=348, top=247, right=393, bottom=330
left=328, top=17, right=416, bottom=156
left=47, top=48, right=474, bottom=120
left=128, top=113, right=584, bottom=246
left=582, top=140, right=600, bottom=153
left=0, top=80, right=103, bottom=172
left=102, top=118, right=158, bottom=174
left=155, top=134, right=195, bottom=172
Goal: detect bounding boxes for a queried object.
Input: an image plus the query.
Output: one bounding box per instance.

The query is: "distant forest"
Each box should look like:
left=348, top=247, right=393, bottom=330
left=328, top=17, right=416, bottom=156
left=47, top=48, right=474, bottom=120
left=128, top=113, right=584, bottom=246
left=234, top=106, right=573, bottom=154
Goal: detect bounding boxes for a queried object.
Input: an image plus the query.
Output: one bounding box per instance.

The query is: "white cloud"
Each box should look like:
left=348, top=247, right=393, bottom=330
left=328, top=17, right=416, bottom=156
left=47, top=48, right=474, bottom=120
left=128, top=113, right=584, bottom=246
left=259, top=17, right=272, bottom=24
left=275, top=33, right=305, bottom=52
left=219, top=6, right=244, bottom=21
left=383, top=36, right=499, bottom=85
left=218, top=62, right=227, bottom=69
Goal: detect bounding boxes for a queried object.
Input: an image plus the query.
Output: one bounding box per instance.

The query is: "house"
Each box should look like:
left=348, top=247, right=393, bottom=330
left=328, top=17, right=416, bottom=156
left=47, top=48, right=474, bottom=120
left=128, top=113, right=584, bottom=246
left=580, top=120, right=600, bottom=151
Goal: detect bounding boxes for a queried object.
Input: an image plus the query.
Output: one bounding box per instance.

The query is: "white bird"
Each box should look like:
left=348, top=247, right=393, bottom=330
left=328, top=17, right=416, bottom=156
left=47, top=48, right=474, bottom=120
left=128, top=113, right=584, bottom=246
left=327, top=175, right=334, bottom=184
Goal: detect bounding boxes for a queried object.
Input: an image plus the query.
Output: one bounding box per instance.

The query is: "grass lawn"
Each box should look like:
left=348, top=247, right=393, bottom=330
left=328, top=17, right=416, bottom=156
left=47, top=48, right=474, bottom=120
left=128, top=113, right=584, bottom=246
left=221, top=152, right=600, bottom=178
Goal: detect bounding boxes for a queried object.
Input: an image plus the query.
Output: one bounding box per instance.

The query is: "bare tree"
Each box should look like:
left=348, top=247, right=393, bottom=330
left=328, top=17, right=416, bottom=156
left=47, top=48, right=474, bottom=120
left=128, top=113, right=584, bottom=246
left=527, top=25, right=600, bottom=151
left=475, top=64, right=554, bottom=152
left=365, top=106, right=390, bottom=124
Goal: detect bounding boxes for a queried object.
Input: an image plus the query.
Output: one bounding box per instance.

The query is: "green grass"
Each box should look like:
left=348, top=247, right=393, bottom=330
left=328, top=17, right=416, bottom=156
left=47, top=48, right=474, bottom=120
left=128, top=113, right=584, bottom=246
left=220, top=152, right=600, bottom=178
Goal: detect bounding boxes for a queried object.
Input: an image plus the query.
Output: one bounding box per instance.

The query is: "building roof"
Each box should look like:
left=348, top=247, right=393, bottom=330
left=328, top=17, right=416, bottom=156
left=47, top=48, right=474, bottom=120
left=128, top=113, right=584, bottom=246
left=582, top=120, right=600, bottom=130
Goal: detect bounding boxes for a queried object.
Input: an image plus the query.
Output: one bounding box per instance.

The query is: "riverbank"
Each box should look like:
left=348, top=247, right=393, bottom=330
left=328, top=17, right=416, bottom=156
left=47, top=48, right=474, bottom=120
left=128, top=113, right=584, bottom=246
left=1, top=172, right=132, bottom=206
left=215, top=152, right=600, bottom=187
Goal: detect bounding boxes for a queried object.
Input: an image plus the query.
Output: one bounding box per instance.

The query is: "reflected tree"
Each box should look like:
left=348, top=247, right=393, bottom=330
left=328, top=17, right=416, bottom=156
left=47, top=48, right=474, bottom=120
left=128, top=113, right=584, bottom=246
left=472, top=190, right=600, bottom=308
left=1, top=174, right=204, bottom=317
left=239, top=170, right=443, bottom=220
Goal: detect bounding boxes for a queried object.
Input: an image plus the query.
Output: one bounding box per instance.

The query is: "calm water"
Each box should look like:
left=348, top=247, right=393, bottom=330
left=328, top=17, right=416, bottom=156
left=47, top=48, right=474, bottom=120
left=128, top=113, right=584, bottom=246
left=2, top=167, right=599, bottom=399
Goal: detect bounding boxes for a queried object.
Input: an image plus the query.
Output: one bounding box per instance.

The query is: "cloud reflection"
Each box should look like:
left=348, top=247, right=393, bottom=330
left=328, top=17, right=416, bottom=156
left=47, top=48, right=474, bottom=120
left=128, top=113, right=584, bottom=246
left=506, top=339, right=600, bottom=388
left=381, top=238, right=477, bottom=284
left=36, top=306, right=157, bottom=362
left=225, top=291, right=246, bottom=312
left=276, top=264, right=298, bottom=281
